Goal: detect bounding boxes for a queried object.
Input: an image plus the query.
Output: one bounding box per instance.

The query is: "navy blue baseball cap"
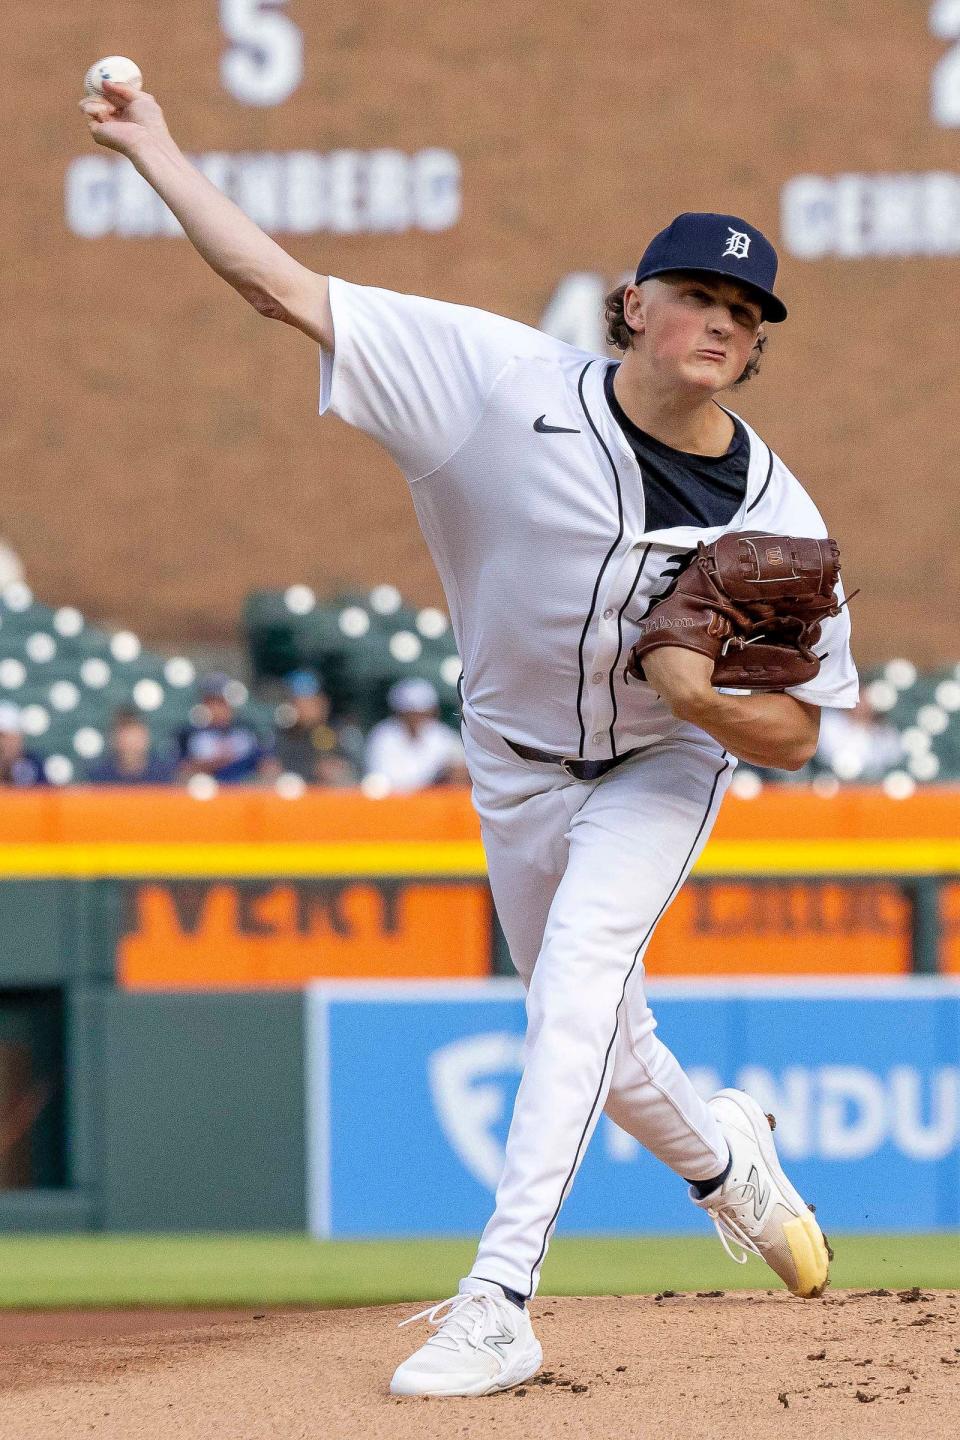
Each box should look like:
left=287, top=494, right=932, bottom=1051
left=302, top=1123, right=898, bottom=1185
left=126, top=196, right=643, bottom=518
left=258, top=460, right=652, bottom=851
left=636, top=212, right=787, bottom=323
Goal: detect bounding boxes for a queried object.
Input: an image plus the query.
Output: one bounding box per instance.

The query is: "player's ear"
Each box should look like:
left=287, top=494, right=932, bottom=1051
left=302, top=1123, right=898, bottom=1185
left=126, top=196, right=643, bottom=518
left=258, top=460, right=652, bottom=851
left=622, top=283, right=646, bottom=337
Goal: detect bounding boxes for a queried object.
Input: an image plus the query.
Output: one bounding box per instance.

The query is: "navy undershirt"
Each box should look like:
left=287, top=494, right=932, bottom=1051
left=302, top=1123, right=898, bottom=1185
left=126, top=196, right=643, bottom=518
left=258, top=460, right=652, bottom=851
left=603, top=364, right=749, bottom=531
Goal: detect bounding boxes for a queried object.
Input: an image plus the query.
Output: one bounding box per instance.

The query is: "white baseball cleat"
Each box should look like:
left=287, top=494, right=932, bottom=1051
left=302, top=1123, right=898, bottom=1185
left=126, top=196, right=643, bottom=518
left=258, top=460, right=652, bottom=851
left=691, top=1088, right=831, bottom=1298
left=390, top=1278, right=543, bottom=1397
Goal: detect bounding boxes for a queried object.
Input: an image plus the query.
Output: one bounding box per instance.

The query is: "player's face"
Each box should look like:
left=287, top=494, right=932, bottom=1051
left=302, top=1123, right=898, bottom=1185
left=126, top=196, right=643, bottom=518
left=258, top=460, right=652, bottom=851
left=630, top=275, right=763, bottom=394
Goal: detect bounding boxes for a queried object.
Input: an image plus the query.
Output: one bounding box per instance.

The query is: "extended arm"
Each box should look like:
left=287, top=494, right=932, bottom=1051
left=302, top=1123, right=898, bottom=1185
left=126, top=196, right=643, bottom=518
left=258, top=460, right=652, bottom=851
left=79, top=82, right=333, bottom=348
left=641, top=649, right=820, bottom=770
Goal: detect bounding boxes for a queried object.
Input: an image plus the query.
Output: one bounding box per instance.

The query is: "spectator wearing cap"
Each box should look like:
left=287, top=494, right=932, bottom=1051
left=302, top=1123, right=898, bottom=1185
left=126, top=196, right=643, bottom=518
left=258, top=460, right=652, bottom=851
left=177, top=673, right=279, bottom=784
left=274, top=670, right=361, bottom=787
left=0, top=704, right=46, bottom=786
left=364, top=679, right=468, bottom=794
left=87, top=707, right=177, bottom=785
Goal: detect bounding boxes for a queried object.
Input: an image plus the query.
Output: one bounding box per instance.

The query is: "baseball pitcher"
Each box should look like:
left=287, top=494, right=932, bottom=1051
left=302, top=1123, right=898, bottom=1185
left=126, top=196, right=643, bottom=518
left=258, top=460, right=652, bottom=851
left=81, top=80, right=858, bottom=1398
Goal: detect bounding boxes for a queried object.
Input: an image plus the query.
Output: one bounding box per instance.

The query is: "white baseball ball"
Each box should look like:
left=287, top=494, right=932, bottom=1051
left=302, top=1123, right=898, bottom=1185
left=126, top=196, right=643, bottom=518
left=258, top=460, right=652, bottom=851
left=83, top=56, right=144, bottom=98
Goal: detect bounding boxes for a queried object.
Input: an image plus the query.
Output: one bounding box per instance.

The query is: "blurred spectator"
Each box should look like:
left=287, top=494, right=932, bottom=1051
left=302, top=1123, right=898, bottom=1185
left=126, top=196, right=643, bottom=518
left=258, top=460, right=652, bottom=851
left=178, top=672, right=279, bottom=784
left=0, top=704, right=46, bottom=786
left=274, top=670, right=361, bottom=787
left=87, top=707, right=177, bottom=785
left=0, top=540, right=23, bottom=587
left=815, top=684, right=904, bottom=782
left=364, top=678, right=468, bottom=793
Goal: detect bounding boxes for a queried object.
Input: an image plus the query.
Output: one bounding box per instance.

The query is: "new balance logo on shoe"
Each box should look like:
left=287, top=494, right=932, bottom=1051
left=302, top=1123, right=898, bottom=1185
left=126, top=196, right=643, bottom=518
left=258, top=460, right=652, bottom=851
left=747, top=1164, right=770, bottom=1221
left=484, top=1326, right=515, bottom=1358
left=533, top=415, right=580, bottom=434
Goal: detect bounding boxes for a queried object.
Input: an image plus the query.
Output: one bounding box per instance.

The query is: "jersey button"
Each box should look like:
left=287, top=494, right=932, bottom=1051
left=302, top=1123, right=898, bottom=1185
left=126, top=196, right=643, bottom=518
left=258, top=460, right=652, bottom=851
left=592, top=672, right=603, bottom=684
left=592, top=733, right=603, bottom=745
left=602, top=608, right=614, bottom=620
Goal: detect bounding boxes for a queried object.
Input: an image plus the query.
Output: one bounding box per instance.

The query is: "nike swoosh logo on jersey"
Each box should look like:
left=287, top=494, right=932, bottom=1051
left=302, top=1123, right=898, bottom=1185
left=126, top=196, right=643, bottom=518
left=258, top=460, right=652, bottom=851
left=533, top=415, right=581, bottom=434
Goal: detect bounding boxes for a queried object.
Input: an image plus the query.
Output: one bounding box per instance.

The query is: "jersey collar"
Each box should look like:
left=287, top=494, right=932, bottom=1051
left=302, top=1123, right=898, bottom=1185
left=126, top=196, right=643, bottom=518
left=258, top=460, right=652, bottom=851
left=581, top=359, right=773, bottom=542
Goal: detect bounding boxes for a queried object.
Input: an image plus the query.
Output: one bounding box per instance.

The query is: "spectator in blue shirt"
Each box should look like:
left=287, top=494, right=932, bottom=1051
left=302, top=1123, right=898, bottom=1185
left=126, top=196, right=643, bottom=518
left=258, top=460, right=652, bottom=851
left=177, top=672, right=278, bottom=784
left=0, top=703, right=46, bottom=786
left=87, top=706, right=177, bottom=785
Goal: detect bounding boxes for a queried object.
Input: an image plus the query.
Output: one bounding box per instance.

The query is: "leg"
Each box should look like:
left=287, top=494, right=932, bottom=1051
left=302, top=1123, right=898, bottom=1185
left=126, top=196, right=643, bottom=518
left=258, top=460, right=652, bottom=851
left=469, top=723, right=727, bottom=1185
left=470, top=740, right=732, bottom=1298
left=392, top=732, right=736, bottom=1396
left=603, top=972, right=729, bottom=1184
left=390, top=727, right=569, bottom=1397
left=461, top=717, right=577, bottom=987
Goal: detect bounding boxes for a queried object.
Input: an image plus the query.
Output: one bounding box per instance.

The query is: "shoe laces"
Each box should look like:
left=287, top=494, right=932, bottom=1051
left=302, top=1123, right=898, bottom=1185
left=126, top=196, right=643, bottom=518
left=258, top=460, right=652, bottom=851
left=397, top=1293, right=503, bottom=1352
left=704, top=1182, right=765, bottom=1267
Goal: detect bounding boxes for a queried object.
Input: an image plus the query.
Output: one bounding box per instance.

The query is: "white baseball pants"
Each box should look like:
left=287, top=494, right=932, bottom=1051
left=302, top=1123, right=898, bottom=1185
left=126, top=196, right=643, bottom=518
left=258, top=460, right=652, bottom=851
left=460, top=705, right=733, bottom=1300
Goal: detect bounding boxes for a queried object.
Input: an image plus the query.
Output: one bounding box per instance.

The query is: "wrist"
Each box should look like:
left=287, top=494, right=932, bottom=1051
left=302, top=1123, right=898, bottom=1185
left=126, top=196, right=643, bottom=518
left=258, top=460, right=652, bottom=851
left=673, top=686, right=723, bottom=726
left=127, top=129, right=178, bottom=171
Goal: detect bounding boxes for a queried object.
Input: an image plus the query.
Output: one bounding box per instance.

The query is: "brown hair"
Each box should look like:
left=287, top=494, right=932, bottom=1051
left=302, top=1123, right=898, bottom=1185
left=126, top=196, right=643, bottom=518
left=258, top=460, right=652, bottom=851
left=603, top=283, right=767, bottom=385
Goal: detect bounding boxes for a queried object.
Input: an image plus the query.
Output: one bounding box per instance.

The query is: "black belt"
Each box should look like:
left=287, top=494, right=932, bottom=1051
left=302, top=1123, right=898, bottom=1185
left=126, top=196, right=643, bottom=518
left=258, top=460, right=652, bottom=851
left=505, top=738, right=642, bottom=781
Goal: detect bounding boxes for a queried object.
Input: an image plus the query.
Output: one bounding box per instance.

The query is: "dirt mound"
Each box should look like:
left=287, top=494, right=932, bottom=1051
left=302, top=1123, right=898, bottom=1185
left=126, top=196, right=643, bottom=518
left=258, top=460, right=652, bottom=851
left=0, top=1291, right=955, bottom=1439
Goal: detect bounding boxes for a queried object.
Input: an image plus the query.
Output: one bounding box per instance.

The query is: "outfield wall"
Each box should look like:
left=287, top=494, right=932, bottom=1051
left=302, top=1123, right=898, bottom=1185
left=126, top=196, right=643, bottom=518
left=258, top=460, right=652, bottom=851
left=2, top=973, right=959, bottom=1235
left=5, top=976, right=957, bottom=1236
left=0, top=785, right=957, bottom=983
left=0, top=787, right=958, bottom=1231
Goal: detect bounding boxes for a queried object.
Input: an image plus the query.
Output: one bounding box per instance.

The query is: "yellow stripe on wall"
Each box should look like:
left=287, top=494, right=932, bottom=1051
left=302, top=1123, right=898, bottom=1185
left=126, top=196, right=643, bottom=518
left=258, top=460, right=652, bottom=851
left=700, top=839, right=960, bottom=876
left=0, top=841, right=486, bottom=879
left=0, top=838, right=956, bottom=879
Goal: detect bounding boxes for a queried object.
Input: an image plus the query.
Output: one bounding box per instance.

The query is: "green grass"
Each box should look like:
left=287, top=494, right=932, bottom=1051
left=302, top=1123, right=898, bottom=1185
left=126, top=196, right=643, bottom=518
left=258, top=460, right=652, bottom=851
left=0, top=1233, right=954, bottom=1308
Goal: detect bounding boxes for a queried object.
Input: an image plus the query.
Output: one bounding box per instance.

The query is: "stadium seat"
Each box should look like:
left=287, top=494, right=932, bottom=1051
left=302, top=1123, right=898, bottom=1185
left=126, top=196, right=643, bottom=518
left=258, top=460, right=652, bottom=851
left=245, top=584, right=463, bottom=728
left=0, top=585, right=272, bottom=780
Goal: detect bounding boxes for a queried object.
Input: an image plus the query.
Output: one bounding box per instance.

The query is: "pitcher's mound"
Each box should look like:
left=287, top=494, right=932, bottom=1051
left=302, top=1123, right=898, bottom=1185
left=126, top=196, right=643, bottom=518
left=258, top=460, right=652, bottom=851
left=0, top=1290, right=955, bottom=1439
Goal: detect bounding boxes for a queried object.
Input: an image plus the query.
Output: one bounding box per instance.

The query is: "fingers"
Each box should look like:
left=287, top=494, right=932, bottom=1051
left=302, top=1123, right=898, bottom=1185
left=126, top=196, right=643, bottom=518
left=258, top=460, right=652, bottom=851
left=78, top=81, right=137, bottom=120
left=78, top=78, right=166, bottom=151
left=100, top=80, right=139, bottom=106
left=79, top=98, right=115, bottom=121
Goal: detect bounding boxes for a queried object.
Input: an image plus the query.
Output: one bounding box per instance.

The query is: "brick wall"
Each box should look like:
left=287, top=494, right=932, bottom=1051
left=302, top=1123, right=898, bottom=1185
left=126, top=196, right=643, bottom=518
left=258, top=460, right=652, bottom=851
left=7, top=2, right=958, bottom=661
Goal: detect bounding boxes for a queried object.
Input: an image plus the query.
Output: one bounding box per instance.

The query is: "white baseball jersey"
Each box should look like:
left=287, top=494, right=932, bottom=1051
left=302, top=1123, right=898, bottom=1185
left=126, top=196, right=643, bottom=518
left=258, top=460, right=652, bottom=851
left=320, top=280, right=859, bottom=759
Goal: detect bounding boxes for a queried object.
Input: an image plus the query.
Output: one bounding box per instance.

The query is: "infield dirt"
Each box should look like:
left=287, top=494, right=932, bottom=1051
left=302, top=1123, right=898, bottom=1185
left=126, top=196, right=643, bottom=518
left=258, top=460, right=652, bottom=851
left=0, top=1290, right=956, bottom=1439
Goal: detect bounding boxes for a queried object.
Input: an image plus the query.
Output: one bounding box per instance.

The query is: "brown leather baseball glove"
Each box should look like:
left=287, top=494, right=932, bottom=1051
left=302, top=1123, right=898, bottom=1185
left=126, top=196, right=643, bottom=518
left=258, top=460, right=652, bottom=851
left=627, top=532, right=844, bottom=692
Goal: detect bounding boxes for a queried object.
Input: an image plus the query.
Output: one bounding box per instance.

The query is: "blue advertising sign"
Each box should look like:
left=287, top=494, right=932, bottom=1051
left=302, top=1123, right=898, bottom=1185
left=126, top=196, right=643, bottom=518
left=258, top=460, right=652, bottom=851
left=304, top=979, right=960, bottom=1238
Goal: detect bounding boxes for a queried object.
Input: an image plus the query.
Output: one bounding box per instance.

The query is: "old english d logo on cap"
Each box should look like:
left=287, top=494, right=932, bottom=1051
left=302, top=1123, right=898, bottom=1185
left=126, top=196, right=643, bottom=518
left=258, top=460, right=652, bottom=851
left=635, top=212, right=788, bottom=322
left=722, top=228, right=752, bottom=260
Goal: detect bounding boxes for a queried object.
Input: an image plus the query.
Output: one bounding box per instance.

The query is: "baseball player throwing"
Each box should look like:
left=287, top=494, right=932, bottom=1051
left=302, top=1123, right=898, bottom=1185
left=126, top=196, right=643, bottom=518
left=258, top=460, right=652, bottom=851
left=81, top=80, right=858, bottom=1398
